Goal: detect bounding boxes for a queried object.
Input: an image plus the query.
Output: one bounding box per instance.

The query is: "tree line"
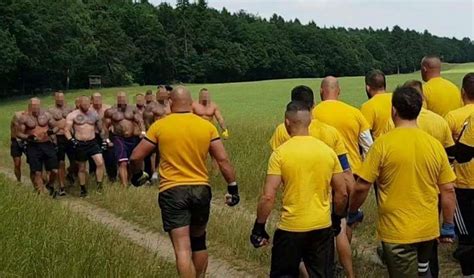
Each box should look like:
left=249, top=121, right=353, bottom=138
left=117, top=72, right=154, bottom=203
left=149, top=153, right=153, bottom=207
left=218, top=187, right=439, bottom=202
left=0, top=0, right=473, bottom=95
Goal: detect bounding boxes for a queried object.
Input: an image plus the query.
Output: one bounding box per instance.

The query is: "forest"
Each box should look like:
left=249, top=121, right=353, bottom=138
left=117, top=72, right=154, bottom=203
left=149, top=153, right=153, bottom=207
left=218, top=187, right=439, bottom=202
left=0, top=0, right=473, bottom=94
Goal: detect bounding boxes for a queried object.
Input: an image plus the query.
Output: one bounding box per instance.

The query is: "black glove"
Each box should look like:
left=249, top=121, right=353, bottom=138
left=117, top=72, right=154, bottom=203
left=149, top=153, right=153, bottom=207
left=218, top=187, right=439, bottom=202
left=250, top=220, right=270, bottom=248
left=47, top=128, right=55, bottom=136
left=131, top=171, right=150, bottom=187
left=70, top=138, right=78, bottom=149
left=347, top=209, right=364, bottom=227
left=225, top=184, right=240, bottom=206
left=332, top=214, right=343, bottom=236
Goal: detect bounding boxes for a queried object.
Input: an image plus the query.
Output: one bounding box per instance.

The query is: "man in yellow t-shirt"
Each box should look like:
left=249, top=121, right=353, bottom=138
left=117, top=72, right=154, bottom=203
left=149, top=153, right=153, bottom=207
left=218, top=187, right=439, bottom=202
left=349, top=86, right=456, bottom=278
left=421, top=55, right=462, bottom=116
left=129, top=86, right=239, bottom=278
left=360, top=69, right=392, bottom=140
left=313, top=76, right=373, bottom=173
left=445, top=73, right=474, bottom=277
left=269, top=85, right=360, bottom=278
left=382, top=80, right=455, bottom=151
left=251, top=101, right=347, bottom=277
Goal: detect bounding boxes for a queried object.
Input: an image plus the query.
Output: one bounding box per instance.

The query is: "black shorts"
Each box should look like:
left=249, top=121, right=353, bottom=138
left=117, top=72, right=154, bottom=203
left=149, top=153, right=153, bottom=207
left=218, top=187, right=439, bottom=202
left=75, top=139, right=102, bottom=162
left=26, top=142, right=59, bottom=172
left=158, top=185, right=212, bottom=232
left=56, top=135, right=70, bottom=161
left=270, top=228, right=334, bottom=278
left=112, top=135, right=139, bottom=163
left=454, top=188, right=474, bottom=276
left=10, top=138, right=23, bottom=158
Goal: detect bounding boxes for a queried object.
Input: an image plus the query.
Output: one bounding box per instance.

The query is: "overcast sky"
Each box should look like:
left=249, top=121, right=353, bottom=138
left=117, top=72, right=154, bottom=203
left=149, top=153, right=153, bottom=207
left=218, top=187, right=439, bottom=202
left=150, top=0, right=473, bottom=39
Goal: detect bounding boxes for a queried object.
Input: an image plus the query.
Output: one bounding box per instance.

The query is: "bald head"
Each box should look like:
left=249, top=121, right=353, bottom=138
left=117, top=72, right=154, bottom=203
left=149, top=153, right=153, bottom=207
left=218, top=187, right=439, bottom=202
left=117, top=91, right=128, bottom=109
left=78, top=95, right=91, bottom=113
left=157, top=86, right=169, bottom=104
left=91, top=92, right=102, bottom=108
left=54, top=91, right=65, bottom=107
left=30, top=97, right=41, bottom=116
left=320, top=76, right=340, bottom=101
left=170, top=86, right=192, bottom=112
left=421, top=55, right=441, bottom=82
left=199, top=89, right=210, bottom=105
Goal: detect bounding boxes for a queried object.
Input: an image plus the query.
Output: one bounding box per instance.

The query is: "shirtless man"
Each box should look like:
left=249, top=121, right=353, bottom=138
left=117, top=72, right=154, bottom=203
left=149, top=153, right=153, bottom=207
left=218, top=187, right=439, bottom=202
left=65, top=96, right=105, bottom=197
left=104, top=92, right=145, bottom=187
left=48, top=91, right=74, bottom=195
left=142, top=86, right=171, bottom=180
left=192, top=88, right=229, bottom=139
left=135, top=93, right=146, bottom=115
left=10, top=110, right=27, bottom=182
left=89, top=92, right=116, bottom=181
left=17, top=98, right=58, bottom=195
left=145, top=90, right=154, bottom=105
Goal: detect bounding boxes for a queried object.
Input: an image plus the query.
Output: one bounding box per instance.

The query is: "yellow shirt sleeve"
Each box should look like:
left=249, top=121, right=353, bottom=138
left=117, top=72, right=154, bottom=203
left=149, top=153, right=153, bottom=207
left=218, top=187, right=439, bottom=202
left=360, top=103, right=374, bottom=130
left=355, top=142, right=381, bottom=183
left=444, top=113, right=457, bottom=137
left=358, top=110, right=371, bottom=132
left=437, top=146, right=457, bottom=184
left=442, top=122, right=455, bottom=148
left=269, top=124, right=289, bottom=151
left=267, top=151, right=282, bottom=176
left=145, top=121, right=160, bottom=144
left=333, top=130, right=348, bottom=156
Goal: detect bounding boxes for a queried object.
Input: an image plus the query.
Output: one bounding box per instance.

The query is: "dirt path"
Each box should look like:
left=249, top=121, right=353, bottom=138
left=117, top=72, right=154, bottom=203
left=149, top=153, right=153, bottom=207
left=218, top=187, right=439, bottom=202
left=0, top=168, right=252, bottom=277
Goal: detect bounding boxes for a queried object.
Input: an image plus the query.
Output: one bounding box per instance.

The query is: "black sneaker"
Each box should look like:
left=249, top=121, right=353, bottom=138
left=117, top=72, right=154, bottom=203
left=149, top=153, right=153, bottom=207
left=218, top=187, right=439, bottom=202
left=45, top=183, right=54, bottom=196
left=80, top=187, right=88, bottom=198
left=58, top=188, right=67, bottom=196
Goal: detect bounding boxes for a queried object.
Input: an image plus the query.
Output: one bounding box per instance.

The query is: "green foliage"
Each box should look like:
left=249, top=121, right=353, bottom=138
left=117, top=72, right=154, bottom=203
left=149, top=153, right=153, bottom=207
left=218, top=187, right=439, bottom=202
left=0, top=0, right=473, bottom=95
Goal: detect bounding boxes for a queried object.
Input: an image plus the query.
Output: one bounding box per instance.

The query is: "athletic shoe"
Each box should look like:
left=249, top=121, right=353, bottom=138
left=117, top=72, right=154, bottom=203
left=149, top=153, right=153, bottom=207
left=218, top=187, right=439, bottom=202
left=80, top=187, right=88, bottom=198
left=58, top=188, right=67, bottom=196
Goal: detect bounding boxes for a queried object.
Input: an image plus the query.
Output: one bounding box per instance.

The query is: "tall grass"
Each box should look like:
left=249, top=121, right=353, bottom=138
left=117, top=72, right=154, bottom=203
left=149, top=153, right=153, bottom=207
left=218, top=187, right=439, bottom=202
left=0, top=175, right=176, bottom=277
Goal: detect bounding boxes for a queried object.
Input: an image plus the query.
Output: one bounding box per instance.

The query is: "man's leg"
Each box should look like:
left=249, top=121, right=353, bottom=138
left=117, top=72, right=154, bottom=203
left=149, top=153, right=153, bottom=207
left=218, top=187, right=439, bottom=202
left=118, top=161, right=128, bottom=187
left=91, top=153, right=105, bottom=190
left=382, top=242, right=418, bottom=278
left=103, top=147, right=117, bottom=182
left=190, top=225, right=208, bottom=277
left=416, top=240, right=436, bottom=278
left=13, top=157, right=21, bottom=182
left=303, top=227, right=334, bottom=278
left=454, top=188, right=474, bottom=277
left=169, top=226, right=196, bottom=278
left=335, top=219, right=354, bottom=278
left=77, top=161, right=88, bottom=197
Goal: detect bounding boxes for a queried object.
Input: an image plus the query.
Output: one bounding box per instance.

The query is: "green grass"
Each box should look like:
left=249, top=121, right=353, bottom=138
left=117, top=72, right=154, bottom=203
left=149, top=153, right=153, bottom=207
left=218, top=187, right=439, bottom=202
left=0, top=63, right=471, bottom=276
left=0, top=175, right=176, bottom=277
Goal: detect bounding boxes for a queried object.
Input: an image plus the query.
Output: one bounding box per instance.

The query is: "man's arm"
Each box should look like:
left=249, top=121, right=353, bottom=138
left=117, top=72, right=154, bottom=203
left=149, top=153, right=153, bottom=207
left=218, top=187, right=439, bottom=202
left=214, top=105, right=227, bottom=131
left=256, top=175, right=281, bottom=223
left=209, top=139, right=235, bottom=183
left=331, top=172, right=349, bottom=216
left=348, top=177, right=372, bottom=213
left=64, top=113, right=74, bottom=140
left=134, top=109, right=146, bottom=135
left=102, top=109, right=112, bottom=140
left=439, top=182, right=456, bottom=225
left=130, top=139, right=156, bottom=174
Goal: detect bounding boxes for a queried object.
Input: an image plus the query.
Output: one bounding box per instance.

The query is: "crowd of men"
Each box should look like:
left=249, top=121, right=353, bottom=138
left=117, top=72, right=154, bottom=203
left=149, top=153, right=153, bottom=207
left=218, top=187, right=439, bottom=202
left=9, top=86, right=228, bottom=197
left=9, top=54, right=474, bottom=278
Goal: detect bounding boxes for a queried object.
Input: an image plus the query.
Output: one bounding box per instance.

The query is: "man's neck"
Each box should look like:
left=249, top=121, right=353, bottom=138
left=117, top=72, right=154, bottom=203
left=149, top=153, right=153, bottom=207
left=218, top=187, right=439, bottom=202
left=289, top=128, right=310, bottom=137
left=464, top=98, right=474, bottom=105
left=426, top=73, right=441, bottom=81
left=394, top=119, right=418, bottom=128
left=93, top=104, right=102, bottom=110
left=371, top=89, right=385, bottom=97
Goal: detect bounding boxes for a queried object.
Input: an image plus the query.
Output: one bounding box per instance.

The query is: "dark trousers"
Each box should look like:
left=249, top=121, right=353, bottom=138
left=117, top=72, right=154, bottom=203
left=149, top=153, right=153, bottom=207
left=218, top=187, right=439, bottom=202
left=270, top=227, right=334, bottom=278
left=454, top=188, right=474, bottom=276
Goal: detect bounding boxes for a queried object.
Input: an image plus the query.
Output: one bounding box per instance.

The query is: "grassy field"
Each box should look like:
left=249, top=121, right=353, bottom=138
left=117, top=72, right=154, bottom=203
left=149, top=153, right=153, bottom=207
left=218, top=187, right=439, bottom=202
left=0, top=175, right=176, bottom=277
left=0, top=63, right=472, bottom=276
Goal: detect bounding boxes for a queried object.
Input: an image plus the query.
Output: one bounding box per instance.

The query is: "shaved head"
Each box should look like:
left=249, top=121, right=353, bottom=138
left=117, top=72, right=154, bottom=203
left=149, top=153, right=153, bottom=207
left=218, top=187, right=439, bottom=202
left=170, top=86, right=192, bottom=112
left=117, top=91, right=128, bottom=109
left=199, top=88, right=210, bottom=105
left=54, top=91, right=65, bottom=107
left=79, top=95, right=91, bottom=113
left=421, top=55, right=442, bottom=81
left=284, top=101, right=311, bottom=136
left=320, top=76, right=340, bottom=101
left=157, top=87, right=169, bottom=103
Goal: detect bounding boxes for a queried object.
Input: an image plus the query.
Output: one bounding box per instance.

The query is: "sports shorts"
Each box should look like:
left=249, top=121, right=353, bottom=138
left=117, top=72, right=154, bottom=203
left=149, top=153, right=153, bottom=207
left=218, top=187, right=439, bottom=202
left=112, top=135, right=139, bottom=163
left=10, top=138, right=23, bottom=158
left=26, top=141, right=59, bottom=172
left=270, top=227, right=334, bottom=278
left=158, top=185, right=211, bottom=232
left=75, top=139, right=102, bottom=162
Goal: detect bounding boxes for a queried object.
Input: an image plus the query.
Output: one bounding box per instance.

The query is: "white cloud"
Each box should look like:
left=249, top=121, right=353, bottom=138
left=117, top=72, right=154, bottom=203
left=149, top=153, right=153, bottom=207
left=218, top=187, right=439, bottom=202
left=150, top=0, right=473, bottom=39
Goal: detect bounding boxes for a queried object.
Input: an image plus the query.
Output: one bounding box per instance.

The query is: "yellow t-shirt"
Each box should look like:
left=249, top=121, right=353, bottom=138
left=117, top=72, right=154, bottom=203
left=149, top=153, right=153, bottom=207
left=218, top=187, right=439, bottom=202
left=360, top=92, right=392, bottom=140
left=445, top=104, right=474, bottom=188
left=267, top=136, right=343, bottom=232
left=356, top=128, right=456, bottom=244
left=312, top=100, right=370, bottom=172
left=145, top=113, right=220, bottom=192
left=269, top=120, right=347, bottom=156
left=423, top=77, right=462, bottom=117
left=381, top=109, right=454, bottom=148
